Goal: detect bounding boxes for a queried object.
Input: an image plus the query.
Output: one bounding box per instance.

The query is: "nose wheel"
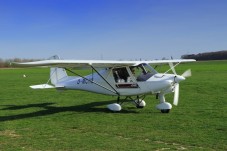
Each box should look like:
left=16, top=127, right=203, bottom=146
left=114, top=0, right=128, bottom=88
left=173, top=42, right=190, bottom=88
left=161, top=109, right=170, bottom=113
left=156, top=93, right=172, bottom=113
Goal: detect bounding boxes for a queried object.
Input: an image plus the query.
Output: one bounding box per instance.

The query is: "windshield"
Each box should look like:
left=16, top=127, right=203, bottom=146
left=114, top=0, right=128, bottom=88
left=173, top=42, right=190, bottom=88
left=130, top=64, right=157, bottom=81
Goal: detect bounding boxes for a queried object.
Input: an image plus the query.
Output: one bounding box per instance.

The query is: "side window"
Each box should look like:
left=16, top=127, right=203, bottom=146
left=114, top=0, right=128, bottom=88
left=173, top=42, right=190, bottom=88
left=113, top=67, right=130, bottom=83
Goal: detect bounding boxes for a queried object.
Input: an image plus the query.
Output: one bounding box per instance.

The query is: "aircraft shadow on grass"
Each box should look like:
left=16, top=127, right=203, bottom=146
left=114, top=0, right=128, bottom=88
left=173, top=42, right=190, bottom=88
left=0, top=100, right=138, bottom=122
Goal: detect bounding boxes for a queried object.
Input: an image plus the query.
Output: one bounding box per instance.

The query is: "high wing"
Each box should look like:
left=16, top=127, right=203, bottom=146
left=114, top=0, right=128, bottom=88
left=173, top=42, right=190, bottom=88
left=12, top=60, right=136, bottom=68
left=12, top=59, right=196, bottom=68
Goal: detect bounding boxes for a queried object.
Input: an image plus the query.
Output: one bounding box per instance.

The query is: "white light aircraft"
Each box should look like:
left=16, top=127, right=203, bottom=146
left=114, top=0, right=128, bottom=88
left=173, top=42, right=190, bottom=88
left=14, top=55, right=195, bottom=113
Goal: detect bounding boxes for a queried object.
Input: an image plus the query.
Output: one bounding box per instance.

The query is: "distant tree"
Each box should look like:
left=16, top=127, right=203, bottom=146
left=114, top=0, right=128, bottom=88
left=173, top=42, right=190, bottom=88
left=181, top=50, right=227, bottom=61
left=0, top=58, right=4, bottom=68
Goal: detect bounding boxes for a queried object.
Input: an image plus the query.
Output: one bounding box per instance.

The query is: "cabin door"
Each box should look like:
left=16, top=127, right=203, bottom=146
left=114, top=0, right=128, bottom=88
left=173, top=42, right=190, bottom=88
left=112, top=67, right=139, bottom=88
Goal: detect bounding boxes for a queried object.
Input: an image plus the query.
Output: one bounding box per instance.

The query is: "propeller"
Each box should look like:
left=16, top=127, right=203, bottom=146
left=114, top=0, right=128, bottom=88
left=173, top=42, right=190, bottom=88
left=172, top=69, right=192, bottom=106
left=169, top=62, right=177, bottom=75
left=181, top=69, right=192, bottom=78
left=168, top=62, right=192, bottom=78
left=167, top=63, right=192, bottom=106
left=173, top=83, right=179, bottom=106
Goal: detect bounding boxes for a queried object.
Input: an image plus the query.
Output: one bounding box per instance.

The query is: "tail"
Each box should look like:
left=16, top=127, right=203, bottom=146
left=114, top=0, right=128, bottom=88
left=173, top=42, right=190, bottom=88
left=49, top=55, right=68, bottom=86
left=29, top=55, right=68, bottom=89
left=50, top=68, right=68, bottom=85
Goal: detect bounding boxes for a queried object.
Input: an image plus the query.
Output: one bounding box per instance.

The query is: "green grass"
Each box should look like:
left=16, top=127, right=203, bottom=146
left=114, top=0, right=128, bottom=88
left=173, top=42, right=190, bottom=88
left=0, top=61, right=226, bottom=151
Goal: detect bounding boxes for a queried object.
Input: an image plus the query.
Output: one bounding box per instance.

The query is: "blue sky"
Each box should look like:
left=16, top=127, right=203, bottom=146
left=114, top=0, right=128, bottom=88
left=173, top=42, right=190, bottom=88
left=0, top=0, right=227, bottom=60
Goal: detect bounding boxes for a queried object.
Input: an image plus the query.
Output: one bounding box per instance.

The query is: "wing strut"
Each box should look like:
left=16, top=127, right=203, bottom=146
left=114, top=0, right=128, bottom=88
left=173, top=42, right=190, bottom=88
left=65, top=68, right=119, bottom=96
left=90, top=65, right=120, bottom=96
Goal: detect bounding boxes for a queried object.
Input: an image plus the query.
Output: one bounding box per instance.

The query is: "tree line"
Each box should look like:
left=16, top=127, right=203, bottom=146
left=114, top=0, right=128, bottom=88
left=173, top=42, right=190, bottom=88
left=181, top=50, right=227, bottom=61
left=0, top=58, right=41, bottom=68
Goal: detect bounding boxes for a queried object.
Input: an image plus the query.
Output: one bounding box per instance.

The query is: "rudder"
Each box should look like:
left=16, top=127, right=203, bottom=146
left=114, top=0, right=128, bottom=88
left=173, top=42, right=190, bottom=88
left=49, top=55, right=68, bottom=85
left=50, top=68, right=68, bottom=85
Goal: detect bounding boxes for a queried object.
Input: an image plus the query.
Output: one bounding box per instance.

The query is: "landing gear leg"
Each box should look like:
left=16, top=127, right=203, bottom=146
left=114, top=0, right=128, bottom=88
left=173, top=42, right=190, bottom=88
left=156, top=93, right=172, bottom=113
left=117, top=96, right=120, bottom=104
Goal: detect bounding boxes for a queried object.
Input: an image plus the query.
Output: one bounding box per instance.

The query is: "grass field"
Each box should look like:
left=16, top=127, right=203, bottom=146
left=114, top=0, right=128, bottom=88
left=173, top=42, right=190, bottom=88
left=0, top=61, right=226, bottom=151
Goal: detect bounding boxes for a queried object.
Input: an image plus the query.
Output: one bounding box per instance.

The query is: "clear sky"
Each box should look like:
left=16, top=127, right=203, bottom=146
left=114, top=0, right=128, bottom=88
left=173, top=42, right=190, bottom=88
left=0, top=0, right=227, bottom=60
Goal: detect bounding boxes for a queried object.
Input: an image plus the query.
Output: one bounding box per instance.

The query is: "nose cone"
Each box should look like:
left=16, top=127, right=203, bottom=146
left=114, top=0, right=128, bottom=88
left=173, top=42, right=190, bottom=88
left=175, top=75, right=185, bottom=83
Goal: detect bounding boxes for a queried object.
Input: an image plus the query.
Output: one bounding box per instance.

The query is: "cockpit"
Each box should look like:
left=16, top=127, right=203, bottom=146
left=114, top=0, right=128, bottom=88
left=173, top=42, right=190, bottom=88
left=113, top=63, right=157, bottom=84
left=130, top=63, right=157, bottom=81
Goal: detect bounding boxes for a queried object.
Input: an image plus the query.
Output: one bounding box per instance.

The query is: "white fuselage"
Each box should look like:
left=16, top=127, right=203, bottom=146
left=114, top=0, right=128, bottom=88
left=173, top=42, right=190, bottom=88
left=56, top=68, right=179, bottom=96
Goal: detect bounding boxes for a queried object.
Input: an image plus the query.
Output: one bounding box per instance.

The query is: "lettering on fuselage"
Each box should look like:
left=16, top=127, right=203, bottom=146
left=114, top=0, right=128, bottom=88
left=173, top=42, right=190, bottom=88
left=76, top=78, right=93, bottom=85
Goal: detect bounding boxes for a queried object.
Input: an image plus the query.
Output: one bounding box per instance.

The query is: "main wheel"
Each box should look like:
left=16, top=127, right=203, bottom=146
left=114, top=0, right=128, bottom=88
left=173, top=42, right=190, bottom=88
left=161, top=109, right=170, bottom=113
left=107, top=103, right=122, bottom=112
left=134, top=100, right=146, bottom=109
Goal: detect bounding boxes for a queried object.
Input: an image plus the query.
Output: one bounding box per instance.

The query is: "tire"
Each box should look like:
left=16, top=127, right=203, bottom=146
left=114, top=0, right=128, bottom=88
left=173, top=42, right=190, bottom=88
left=161, top=109, right=170, bottom=113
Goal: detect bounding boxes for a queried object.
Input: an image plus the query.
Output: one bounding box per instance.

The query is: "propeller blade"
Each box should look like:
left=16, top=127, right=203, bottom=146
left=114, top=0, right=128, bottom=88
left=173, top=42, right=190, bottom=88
left=173, top=83, right=179, bottom=106
left=182, top=69, right=192, bottom=78
left=169, top=62, right=177, bottom=75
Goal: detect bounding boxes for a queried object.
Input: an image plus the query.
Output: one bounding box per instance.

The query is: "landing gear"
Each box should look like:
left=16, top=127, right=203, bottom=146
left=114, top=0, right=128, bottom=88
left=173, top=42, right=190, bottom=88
left=135, top=99, right=146, bottom=108
left=156, top=93, right=172, bottom=113
left=134, top=96, right=146, bottom=108
left=107, top=95, right=146, bottom=112
left=107, top=103, right=122, bottom=112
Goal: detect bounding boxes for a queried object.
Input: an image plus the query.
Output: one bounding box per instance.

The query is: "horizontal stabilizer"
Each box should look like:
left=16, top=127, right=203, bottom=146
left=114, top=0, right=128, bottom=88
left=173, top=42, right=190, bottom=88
left=30, top=84, right=55, bottom=89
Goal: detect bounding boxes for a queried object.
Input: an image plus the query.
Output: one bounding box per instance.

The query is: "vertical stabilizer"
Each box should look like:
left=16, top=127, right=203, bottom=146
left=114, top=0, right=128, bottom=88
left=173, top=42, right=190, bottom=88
left=49, top=55, right=68, bottom=85
left=50, top=68, right=68, bottom=85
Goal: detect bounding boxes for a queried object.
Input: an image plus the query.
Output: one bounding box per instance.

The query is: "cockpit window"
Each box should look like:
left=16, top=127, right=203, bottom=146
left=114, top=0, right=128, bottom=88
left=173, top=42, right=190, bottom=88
left=130, top=64, right=157, bottom=81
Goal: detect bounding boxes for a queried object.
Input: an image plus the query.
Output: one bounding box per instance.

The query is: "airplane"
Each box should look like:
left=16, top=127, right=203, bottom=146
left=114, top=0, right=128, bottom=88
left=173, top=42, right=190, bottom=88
left=13, top=55, right=196, bottom=113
